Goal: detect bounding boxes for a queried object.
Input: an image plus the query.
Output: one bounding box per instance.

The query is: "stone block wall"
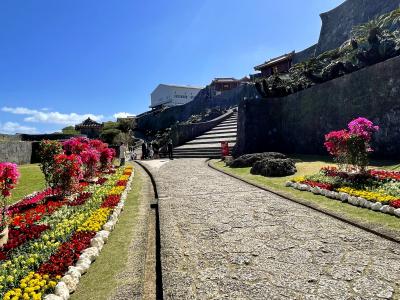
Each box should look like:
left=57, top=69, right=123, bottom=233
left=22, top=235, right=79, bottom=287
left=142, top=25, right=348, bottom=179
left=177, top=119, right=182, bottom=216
left=0, top=141, right=32, bottom=164
left=235, top=55, right=400, bottom=159
left=136, top=84, right=258, bottom=132
left=315, top=0, right=400, bottom=55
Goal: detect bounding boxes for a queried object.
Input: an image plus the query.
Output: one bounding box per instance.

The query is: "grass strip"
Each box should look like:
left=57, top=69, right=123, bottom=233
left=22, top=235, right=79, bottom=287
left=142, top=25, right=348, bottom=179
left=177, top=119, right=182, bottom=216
left=71, top=169, right=143, bottom=300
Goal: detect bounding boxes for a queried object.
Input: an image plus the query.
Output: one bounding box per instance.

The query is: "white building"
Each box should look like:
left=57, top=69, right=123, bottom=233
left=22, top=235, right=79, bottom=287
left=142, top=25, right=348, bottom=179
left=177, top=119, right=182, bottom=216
left=150, top=84, right=203, bottom=109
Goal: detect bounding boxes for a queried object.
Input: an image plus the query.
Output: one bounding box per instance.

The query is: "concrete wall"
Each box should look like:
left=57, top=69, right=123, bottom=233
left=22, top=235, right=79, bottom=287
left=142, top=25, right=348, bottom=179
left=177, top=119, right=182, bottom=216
left=0, top=141, right=32, bottom=164
left=137, top=84, right=258, bottom=132
left=235, top=55, right=400, bottom=159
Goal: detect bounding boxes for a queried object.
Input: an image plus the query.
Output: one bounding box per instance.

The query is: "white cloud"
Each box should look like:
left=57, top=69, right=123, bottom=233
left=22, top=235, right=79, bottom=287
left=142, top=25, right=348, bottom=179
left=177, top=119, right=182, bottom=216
left=2, top=106, right=104, bottom=125
left=0, top=122, right=38, bottom=134
left=113, top=112, right=136, bottom=119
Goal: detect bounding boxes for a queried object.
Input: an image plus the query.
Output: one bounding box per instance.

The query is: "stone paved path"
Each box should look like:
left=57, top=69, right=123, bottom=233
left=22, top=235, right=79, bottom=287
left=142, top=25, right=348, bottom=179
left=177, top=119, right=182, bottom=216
left=142, top=159, right=400, bottom=300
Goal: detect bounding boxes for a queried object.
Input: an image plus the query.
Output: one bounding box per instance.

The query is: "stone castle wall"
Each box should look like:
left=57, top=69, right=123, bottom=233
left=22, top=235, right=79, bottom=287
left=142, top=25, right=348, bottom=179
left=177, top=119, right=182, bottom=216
left=235, top=55, right=400, bottom=159
left=294, top=0, right=400, bottom=62
left=0, top=141, right=32, bottom=164
left=137, top=84, right=258, bottom=132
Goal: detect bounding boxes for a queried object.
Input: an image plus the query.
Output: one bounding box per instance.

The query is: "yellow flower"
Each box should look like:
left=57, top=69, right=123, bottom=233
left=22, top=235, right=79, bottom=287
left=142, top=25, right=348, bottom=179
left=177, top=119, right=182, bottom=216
left=337, top=187, right=397, bottom=203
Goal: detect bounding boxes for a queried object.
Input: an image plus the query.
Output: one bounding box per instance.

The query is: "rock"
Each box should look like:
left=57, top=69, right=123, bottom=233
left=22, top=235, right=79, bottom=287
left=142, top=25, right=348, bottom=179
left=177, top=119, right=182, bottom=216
left=285, top=181, right=293, bottom=187
left=75, top=258, right=91, bottom=274
left=357, top=198, right=367, bottom=207
left=95, top=230, right=110, bottom=242
left=90, top=237, right=105, bottom=250
left=81, top=247, right=99, bottom=262
left=380, top=205, right=390, bottom=214
left=229, top=152, right=287, bottom=168
left=371, top=202, right=383, bottom=211
left=394, top=208, right=400, bottom=217
left=349, top=197, right=360, bottom=206
left=387, top=206, right=395, bottom=215
left=61, top=275, right=79, bottom=293
left=66, top=266, right=81, bottom=279
left=311, top=187, right=321, bottom=195
left=339, top=193, right=348, bottom=202
left=55, top=282, right=70, bottom=300
left=44, top=295, right=63, bottom=300
left=364, top=200, right=373, bottom=209
left=103, top=222, right=114, bottom=231
left=250, top=158, right=297, bottom=177
left=320, top=189, right=328, bottom=196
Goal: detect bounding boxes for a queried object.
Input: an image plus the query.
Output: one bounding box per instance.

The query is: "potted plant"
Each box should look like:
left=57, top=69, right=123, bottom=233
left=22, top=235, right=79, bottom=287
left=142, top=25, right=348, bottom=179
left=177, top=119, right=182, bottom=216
left=0, top=162, right=20, bottom=246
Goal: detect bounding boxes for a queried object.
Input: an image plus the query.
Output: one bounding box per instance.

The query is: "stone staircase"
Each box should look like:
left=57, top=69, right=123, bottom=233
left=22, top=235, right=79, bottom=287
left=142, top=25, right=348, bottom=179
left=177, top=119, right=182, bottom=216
left=173, top=112, right=237, bottom=158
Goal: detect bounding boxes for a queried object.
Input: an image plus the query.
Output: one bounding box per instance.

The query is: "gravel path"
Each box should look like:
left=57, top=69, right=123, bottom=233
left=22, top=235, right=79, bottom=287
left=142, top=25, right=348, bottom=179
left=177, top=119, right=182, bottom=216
left=142, top=158, right=400, bottom=299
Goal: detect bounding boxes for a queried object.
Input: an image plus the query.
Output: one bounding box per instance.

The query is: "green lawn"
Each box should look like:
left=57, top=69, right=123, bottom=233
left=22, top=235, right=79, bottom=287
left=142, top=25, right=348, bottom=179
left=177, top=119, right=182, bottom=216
left=211, top=157, right=400, bottom=236
left=8, top=164, right=46, bottom=205
left=71, top=168, right=143, bottom=300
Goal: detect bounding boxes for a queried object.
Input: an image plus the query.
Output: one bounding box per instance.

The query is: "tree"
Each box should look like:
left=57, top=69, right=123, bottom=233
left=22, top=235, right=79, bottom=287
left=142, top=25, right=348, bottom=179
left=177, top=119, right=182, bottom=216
left=100, top=129, right=121, bottom=145
left=62, top=126, right=79, bottom=135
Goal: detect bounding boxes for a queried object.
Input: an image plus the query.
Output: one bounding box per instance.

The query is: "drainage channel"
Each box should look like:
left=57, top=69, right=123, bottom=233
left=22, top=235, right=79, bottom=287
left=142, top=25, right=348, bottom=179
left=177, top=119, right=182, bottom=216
left=135, top=161, right=163, bottom=300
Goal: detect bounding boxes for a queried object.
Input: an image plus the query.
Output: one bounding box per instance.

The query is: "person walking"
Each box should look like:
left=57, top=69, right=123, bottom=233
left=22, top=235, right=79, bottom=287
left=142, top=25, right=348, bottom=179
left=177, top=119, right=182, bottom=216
left=148, top=143, right=154, bottom=159
left=119, top=142, right=127, bottom=166
left=141, top=142, right=147, bottom=160
left=153, top=142, right=159, bottom=159
left=167, top=139, right=173, bottom=160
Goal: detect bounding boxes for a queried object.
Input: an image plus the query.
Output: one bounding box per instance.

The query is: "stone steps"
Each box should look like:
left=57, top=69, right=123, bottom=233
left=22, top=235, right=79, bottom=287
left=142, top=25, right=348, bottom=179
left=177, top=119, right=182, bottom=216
left=174, top=112, right=237, bottom=158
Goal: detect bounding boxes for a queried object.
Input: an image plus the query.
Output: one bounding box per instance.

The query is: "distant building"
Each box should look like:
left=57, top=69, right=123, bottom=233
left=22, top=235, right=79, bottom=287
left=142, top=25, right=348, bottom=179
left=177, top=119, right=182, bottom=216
left=75, top=118, right=103, bottom=138
left=210, top=77, right=249, bottom=96
left=150, top=84, right=203, bottom=109
left=253, top=51, right=295, bottom=78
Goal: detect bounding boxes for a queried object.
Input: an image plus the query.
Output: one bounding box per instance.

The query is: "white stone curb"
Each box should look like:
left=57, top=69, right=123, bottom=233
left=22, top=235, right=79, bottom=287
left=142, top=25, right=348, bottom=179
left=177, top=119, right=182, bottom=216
left=44, top=169, right=134, bottom=300
left=286, top=181, right=400, bottom=218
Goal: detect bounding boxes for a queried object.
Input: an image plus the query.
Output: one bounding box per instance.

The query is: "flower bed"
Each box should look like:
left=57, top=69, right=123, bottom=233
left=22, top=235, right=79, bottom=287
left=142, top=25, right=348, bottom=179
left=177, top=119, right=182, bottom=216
left=1, top=165, right=134, bottom=299
left=286, top=167, right=400, bottom=218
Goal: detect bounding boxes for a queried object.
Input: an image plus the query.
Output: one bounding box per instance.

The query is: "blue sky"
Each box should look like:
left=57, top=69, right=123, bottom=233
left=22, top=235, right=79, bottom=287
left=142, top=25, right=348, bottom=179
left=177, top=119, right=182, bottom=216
left=0, top=0, right=345, bottom=134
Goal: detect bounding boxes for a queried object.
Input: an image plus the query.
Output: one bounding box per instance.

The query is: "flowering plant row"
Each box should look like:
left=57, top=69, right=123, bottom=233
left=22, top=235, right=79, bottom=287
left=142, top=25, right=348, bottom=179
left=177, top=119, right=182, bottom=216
left=1, top=165, right=134, bottom=299
left=287, top=166, right=400, bottom=218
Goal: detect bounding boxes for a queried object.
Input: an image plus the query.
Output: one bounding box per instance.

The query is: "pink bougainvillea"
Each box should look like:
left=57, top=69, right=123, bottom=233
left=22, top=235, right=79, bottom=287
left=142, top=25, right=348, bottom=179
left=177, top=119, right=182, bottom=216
left=0, top=162, right=20, bottom=231
left=99, top=147, right=116, bottom=171
left=324, top=117, right=379, bottom=172
left=52, top=154, right=83, bottom=196
left=348, top=117, right=379, bottom=141
left=63, top=137, right=90, bottom=155
left=80, top=149, right=100, bottom=179
left=0, top=163, right=20, bottom=198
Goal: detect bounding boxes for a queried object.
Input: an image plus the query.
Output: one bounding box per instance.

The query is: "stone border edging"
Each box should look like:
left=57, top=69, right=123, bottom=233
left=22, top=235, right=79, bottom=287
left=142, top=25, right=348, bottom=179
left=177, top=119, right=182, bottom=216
left=207, top=160, right=400, bottom=244
left=44, top=169, right=135, bottom=300
left=287, top=181, right=400, bottom=218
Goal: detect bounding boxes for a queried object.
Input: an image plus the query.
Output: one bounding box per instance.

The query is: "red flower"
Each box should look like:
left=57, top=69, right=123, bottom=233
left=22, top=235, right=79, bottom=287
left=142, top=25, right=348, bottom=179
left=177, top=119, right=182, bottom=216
left=101, top=195, right=121, bottom=208
left=37, top=231, right=96, bottom=276
left=390, top=200, right=400, bottom=209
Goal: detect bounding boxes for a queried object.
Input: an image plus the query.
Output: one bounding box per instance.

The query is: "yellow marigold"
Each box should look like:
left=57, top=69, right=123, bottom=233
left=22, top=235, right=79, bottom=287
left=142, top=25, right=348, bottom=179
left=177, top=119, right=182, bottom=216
left=77, top=208, right=112, bottom=232
left=3, top=273, right=57, bottom=300
left=109, top=186, right=125, bottom=196
left=119, top=175, right=130, bottom=181
left=337, top=187, right=397, bottom=203
left=292, top=176, right=306, bottom=183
